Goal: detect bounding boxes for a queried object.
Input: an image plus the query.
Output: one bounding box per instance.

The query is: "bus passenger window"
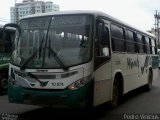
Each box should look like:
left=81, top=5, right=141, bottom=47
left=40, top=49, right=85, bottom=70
left=100, top=27, right=110, bottom=56
left=111, top=24, right=125, bottom=52
left=136, top=34, right=144, bottom=53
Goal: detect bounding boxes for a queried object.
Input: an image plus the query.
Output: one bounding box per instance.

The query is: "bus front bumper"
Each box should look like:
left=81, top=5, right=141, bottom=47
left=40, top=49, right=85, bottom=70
left=8, top=81, right=93, bottom=108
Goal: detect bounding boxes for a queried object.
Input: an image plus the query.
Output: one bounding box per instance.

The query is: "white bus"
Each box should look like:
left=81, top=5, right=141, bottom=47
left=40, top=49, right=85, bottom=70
left=5, top=10, right=159, bottom=107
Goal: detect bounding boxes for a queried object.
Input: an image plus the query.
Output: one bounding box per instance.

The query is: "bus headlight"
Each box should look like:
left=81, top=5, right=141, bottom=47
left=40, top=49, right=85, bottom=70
left=68, top=75, right=91, bottom=90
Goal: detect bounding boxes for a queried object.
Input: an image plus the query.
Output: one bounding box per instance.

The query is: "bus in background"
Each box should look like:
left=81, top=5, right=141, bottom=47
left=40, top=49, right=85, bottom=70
left=4, top=11, right=159, bottom=108
left=0, top=25, right=15, bottom=94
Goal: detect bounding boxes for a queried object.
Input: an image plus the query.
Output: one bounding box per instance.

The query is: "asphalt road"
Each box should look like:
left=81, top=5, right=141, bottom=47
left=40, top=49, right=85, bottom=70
left=1, top=72, right=160, bottom=120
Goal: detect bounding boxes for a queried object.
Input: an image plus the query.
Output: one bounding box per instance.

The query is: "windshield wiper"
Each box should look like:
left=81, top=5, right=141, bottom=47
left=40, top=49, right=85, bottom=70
left=47, top=37, right=69, bottom=70
left=47, top=45, right=69, bottom=71
left=20, top=17, right=68, bottom=71
left=28, top=72, right=48, bottom=87
left=3, top=23, right=21, bottom=35
left=20, top=36, right=69, bottom=71
left=20, top=36, right=44, bottom=70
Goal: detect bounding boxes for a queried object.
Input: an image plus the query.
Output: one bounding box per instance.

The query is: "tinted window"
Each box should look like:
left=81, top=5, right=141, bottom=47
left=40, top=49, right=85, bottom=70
left=151, top=39, right=156, bottom=54
left=145, top=37, right=150, bottom=54
left=111, top=24, right=124, bottom=39
left=136, top=33, right=144, bottom=53
left=111, top=24, right=125, bottom=52
left=149, top=38, right=152, bottom=54
left=126, top=30, right=134, bottom=41
left=151, top=39, right=155, bottom=46
left=126, top=29, right=135, bottom=53
left=137, top=34, right=143, bottom=43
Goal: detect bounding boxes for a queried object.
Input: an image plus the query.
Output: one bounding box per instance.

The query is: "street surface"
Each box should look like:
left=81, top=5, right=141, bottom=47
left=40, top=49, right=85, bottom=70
left=0, top=72, right=160, bottom=120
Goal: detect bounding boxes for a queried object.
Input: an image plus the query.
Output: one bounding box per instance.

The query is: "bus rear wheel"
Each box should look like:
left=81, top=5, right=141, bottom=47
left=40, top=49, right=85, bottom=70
left=0, top=73, right=8, bottom=95
left=145, top=70, right=153, bottom=91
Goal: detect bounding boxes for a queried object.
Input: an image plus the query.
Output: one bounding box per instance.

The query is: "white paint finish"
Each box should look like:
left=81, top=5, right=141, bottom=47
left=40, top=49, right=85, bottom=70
left=94, top=79, right=111, bottom=106
left=94, top=60, right=112, bottom=106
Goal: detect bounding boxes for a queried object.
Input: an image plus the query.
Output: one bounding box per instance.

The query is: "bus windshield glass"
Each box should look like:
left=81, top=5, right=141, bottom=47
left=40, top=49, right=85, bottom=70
left=11, top=15, right=93, bottom=69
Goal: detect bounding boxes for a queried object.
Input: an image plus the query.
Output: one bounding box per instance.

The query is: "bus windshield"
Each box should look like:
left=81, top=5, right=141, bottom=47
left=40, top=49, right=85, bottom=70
left=11, top=15, right=93, bottom=69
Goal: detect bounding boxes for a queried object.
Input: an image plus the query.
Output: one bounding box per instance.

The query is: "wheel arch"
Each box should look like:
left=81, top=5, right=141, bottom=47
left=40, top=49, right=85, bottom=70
left=111, top=70, right=124, bottom=99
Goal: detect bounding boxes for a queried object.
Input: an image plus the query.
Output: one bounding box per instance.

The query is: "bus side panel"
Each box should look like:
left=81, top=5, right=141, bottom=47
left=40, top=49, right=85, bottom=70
left=138, top=55, right=150, bottom=87
left=152, top=55, right=159, bottom=82
left=112, top=53, right=141, bottom=94
left=123, top=53, right=139, bottom=94
left=112, top=53, right=127, bottom=92
left=152, top=68, right=159, bottom=82
left=94, top=61, right=112, bottom=106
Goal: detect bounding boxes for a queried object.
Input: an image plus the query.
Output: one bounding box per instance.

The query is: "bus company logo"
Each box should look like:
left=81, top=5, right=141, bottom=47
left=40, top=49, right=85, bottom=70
left=127, top=58, right=139, bottom=69
left=141, top=56, right=151, bottom=75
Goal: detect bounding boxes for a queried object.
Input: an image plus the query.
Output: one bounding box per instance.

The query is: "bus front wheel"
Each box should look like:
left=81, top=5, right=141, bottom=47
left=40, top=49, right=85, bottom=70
left=110, top=78, right=121, bottom=108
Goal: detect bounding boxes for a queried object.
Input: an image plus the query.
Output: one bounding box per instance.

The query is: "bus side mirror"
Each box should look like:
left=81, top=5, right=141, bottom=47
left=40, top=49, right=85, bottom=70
left=3, top=23, right=21, bottom=36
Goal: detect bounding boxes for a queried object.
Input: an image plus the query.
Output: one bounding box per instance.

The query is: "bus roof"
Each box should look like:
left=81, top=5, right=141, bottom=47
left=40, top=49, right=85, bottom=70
left=20, top=10, right=155, bottom=38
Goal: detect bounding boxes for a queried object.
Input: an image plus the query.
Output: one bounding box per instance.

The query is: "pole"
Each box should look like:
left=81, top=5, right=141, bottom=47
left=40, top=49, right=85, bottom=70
left=154, top=10, right=160, bottom=45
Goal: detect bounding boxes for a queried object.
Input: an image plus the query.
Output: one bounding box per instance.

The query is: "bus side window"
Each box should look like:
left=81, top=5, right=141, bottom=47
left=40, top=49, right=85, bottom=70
left=96, top=21, right=110, bottom=57
left=151, top=38, right=156, bottom=54
left=136, top=33, right=144, bottom=53
left=149, top=38, right=152, bottom=54
left=126, top=29, right=136, bottom=53
left=100, top=26, right=110, bottom=56
left=111, top=24, right=126, bottom=52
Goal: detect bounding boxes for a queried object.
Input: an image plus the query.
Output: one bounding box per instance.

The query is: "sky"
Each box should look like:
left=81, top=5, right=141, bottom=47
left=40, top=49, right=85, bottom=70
left=1, top=0, right=160, bottom=31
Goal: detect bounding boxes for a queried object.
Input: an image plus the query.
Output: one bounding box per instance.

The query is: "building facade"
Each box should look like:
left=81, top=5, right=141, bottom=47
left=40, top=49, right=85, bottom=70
left=10, top=0, right=59, bottom=23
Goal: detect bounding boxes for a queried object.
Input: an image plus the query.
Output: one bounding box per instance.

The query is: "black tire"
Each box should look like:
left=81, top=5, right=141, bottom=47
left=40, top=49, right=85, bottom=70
left=0, top=73, right=8, bottom=95
left=110, top=78, right=121, bottom=108
left=145, top=70, right=153, bottom=91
